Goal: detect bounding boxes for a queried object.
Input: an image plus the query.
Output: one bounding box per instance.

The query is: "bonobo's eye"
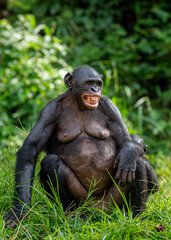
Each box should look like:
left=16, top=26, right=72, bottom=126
left=96, top=81, right=102, bottom=87
left=85, top=81, right=92, bottom=86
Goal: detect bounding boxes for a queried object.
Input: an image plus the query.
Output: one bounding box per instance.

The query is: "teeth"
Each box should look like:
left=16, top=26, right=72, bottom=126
left=83, top=95, right=99, bottom=106
left=86, top=97, right=98, bottom=103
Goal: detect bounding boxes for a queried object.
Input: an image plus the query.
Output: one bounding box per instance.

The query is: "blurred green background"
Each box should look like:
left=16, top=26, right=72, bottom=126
left=0, top=0, right=170, bottom=154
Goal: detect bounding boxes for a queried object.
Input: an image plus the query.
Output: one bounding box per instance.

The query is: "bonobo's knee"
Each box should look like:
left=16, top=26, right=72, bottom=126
left=131, top=134, right=147, bottom=155
left=40, top=154, right=75, bottom=208
left=41, top=154, right=60, bottom=173
left=143, top=157, right=159, bottom=192
left=40, top=154, right=64, bottom=195
left=40, top=154, right=64, bottom=187
left=135, top=157, right=147, bottom=180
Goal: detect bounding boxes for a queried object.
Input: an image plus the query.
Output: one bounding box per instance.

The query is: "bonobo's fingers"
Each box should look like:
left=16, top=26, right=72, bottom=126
left=132, top=171, right=135, bottom=181
left=120, top=171, right=128, bottom=187
left=113, top=155, right=119, bottom=169
left=127, top=171, right=133, bottom=183
left=114, top=169, right=122, bottom=180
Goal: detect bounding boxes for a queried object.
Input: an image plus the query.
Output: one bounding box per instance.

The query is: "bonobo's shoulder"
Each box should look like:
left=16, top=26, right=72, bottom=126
left=100, top=97, right=116, bottom=108
left=40, top=92, right=68, bottom=119
left=99, top=96, right=121, bottom=119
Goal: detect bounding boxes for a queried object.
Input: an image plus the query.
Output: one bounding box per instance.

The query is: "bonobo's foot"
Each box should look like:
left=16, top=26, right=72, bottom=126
left=4, top=209, right=20, bottom=228
left=4, top=205, right=27, bottom=228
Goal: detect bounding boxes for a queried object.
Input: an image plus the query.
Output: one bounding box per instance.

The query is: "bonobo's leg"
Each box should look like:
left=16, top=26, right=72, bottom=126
left=104, top=180, right=129, bottom=209
left=130, top=156, right=159, bottom=217
left=95, top=157, right=158, bottom=216
left=40, top=154, right=88, bottom=210
left=92, top=178, right=130, bottom=211
left=129, top=157, right=148, bottom=217
left=40, top=155, right=72, bottom=209
left=129, top=134, right=159, bottom=217
left=143, top=157, right=159, bottom=193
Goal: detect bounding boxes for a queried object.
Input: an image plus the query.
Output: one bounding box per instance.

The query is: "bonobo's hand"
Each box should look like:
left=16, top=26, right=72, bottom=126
left=4, top=203, right=27, bottom=228
left=113, top=142, right=138, bottom=187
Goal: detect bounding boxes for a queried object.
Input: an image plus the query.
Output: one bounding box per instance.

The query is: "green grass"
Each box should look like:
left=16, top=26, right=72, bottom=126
left=0, top=143, right=170, bottom=240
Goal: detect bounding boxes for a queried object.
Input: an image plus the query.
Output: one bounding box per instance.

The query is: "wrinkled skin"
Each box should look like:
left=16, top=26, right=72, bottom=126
left=4, top=66, right=158, bottom=228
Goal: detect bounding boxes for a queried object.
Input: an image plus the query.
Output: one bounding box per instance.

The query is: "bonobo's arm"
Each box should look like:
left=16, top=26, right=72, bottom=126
left=4, top=99, right=60, bottom=227
left=100, top=98, right=139, bottom=185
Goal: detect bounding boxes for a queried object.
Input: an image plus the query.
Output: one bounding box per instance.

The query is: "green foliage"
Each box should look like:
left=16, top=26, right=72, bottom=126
left=0, top=1, right=170, bottom=153
left=5, top=0, right=171, bottom=153
left=0, top=15, right=71, bottom=146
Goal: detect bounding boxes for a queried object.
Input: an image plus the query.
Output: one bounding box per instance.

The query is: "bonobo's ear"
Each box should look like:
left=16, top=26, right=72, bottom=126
left=100, top=74, right=103, bottom=79
left=64, top=72, right=73, bottom=89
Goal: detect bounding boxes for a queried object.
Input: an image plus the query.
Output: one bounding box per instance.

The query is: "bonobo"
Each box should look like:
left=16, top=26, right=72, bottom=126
left=4, top=66, right=158, bottom=227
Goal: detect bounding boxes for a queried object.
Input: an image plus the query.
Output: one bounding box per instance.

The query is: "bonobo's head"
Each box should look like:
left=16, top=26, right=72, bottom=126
left=64, top=66, right=103, bottom=110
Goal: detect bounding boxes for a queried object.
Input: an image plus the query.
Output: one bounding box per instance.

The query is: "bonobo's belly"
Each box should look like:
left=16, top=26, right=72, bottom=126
left=56, top=133, right=117, bottom=195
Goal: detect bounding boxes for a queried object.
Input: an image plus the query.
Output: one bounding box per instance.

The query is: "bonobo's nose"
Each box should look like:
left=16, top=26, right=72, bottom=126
left=90, top=86, right=99, bottom=92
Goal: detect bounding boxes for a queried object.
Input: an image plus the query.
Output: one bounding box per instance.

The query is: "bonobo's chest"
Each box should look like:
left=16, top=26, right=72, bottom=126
left=56, top=104, right=110, bottom=143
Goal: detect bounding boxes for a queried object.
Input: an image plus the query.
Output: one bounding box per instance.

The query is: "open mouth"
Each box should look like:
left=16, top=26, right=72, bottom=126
left=82, top=94, right=100, bottom=109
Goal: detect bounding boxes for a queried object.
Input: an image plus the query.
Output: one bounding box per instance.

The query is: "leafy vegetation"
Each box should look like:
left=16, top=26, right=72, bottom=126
left=0, top=0, right=170, bottom=153
left=0, top=15, right=71, bottom=146
left=0, top=0, right=170, bottom=239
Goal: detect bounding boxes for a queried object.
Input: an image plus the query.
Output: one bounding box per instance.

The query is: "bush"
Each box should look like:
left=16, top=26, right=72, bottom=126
left=1, top=1, right=171, bottom=154
left=0, top=14, right=71, bottom=146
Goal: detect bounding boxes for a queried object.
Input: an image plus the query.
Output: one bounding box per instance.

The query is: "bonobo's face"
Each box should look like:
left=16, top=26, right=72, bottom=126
left=81, top=77, right=102, bottom=110
left=64, top=66, right=103, bottom=110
